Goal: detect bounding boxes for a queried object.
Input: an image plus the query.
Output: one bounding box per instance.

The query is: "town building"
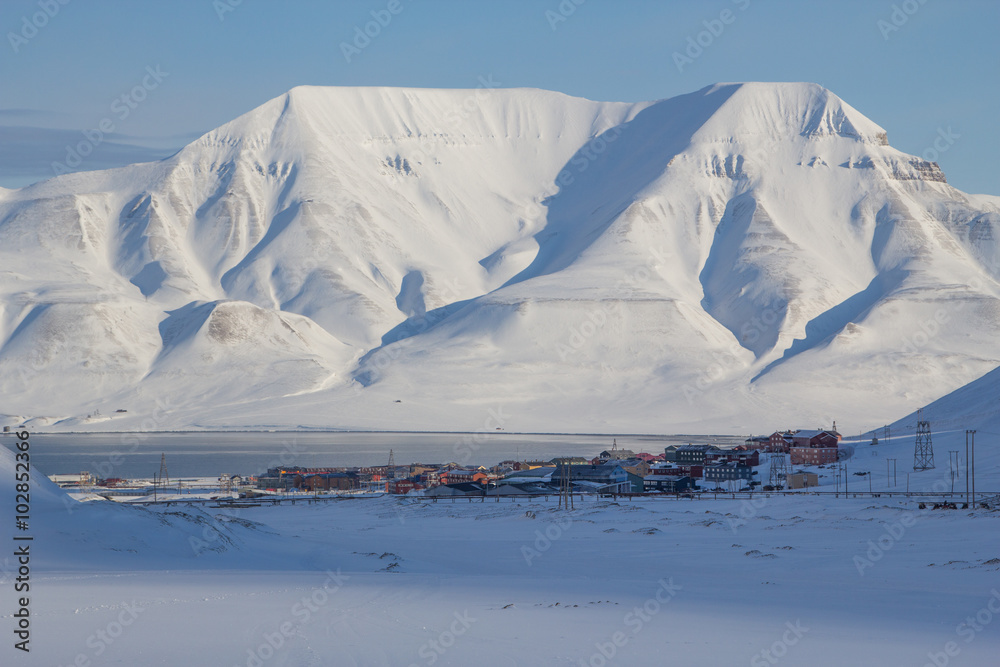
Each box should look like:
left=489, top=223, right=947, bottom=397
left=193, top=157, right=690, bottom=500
left=499, top=467, right=555, bottom=484
left=650, top=463, right=704, bottom=479
left=791, top=429, right=841, bottom=448
left=296, top=472, right=360, bottom=492
left=550, top=456, right=589, bottom=466
left=676, top=444, right=724, bottom=464
left=786, top=472, right=819, bottom=489
left=768, top=431, right=796, bottom=453
left=620, top=460, right=651, bottom=479
left=790, top=446, right=839, bottom=465
left=437, top=469, right=488, bottom=485
left=643, top=475, right=694, bottom=493
left=703, top=462, right=757, bottom=485
left=387, top=478, right=423, bottom=494
left=788, top=429, right=841, bottom=465
left=705, top=449, right=760, bottom=467
left=552, top=462, right=632, bottom=494
left=599, top=448, right=637, bottom=462
left=423, top=482, right=487, bottom=497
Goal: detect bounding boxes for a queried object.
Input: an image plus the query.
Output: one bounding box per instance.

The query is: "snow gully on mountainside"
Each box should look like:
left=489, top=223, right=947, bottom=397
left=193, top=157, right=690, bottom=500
left=0, top=82, right=998, bottom=434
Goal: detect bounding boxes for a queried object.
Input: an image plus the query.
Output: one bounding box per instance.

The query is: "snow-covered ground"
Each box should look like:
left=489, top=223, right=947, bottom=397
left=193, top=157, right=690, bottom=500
left=3, top=442, right=999, bottom=666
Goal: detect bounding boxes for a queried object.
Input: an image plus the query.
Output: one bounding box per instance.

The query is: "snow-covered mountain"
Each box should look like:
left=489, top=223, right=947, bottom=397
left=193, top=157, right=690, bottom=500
left=2, top=82, right=999, bottom=433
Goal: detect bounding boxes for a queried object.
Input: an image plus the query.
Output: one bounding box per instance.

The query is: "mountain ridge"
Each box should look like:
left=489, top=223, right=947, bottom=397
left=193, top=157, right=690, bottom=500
left=1, top=82, right=998, bottom=434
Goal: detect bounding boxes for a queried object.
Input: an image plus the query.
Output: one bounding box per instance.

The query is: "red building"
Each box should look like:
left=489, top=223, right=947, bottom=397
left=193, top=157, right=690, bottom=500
left=788, top=429, right=840, bottom=465
left=387, top=479, right=422, bottom=494
left=768, top=431, right=795, bottom=453
left=790, top=447, right=838, bottom=465
left=705, top=449, right=760, bottom=467
left=437, top=470, right=487, bottom=485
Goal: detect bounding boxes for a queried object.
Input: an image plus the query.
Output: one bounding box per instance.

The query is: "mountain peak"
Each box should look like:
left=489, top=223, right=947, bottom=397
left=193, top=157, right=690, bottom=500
left=688, top=82, right=888, bottom=145
left=1, top=82, right=995, bottom=434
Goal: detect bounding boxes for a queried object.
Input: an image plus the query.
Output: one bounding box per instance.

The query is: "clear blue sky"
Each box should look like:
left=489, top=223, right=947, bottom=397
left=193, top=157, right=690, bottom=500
left=1, top=0, right=997, bottom=194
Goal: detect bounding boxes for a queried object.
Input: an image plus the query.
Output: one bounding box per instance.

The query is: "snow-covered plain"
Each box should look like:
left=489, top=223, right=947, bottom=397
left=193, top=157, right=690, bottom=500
left=1, top=82, right=999, bottom=434
left=4, top=437, right=1000, bottom=666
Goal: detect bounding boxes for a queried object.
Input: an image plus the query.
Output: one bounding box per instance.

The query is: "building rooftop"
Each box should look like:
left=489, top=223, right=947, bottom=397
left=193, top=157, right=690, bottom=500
left=677, top=444, right=723, bottom=452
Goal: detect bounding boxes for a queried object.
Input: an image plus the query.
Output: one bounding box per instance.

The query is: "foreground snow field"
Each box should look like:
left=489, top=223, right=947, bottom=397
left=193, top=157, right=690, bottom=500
left=4, top=443, right=999, bottom=666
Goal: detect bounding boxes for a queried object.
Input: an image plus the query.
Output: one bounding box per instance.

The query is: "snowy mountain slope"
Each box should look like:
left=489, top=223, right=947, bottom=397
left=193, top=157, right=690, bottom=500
left=0, top=82, right=998, bottom=433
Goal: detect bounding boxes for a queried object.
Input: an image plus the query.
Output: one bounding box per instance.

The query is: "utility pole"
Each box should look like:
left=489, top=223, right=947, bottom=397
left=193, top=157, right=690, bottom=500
left=557, top=459, right=574, bottom=510
left=965, top=431, right=972, bottom=505
left=386, top=449, right=395, bottom=493
left=949, top=451, right=959, bottom=494
left=971, top=430, right=976, bottom=506
left=949, top=451, right=954, bottom=494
